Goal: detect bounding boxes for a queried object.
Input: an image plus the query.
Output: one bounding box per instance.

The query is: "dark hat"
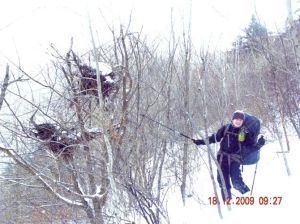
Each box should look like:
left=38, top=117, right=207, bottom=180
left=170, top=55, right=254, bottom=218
left=232, top=110, right=245, bottom=120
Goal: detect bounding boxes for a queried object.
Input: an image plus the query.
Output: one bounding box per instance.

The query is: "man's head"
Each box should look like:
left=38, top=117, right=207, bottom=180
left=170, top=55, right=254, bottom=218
left=232, top=110, right=245, bottom=128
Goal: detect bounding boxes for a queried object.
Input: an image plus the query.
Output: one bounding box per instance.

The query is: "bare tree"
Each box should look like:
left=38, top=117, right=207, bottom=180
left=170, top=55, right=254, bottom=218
left=0, top=13, right=299, bottom=223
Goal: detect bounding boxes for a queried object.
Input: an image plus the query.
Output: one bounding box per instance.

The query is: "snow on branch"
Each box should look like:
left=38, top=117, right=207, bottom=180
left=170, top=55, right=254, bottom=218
left=54, top=177, right=107, bottom=200
left=0, top=146, right=84, bottom=207
left=0, top=64, right=10, bottom=110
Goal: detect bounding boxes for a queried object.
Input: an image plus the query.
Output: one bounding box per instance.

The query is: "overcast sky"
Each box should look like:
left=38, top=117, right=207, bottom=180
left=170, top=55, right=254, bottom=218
left=0, top=0, right=299, bottom=72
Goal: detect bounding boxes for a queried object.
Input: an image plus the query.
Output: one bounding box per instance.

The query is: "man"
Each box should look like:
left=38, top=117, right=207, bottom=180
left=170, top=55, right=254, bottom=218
left=192, top=110, right=265, bottom=201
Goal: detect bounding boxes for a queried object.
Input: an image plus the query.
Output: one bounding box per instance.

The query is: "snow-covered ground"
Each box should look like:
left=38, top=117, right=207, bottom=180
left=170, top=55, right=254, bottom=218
left=166, top=135, right=299, bottom=224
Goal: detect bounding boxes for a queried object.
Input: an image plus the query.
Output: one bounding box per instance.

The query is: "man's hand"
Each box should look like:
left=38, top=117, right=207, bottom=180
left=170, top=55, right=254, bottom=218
left=257, top=135, right=266, bottom=147
left=192, top=139, right=205, bottom=145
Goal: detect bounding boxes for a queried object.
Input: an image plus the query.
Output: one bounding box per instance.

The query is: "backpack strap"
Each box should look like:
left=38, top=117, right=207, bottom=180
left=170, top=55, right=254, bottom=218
left=222, top=123, right=243, bottom=155
left=218, top=151, right=242, bottom=164
left=222, top=124, right=231, bottom=148
left=223, top=124, right=231, bottom=136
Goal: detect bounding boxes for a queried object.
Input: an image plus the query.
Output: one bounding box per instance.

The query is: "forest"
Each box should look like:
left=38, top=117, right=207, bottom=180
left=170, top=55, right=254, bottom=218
left=0, top=14, right=299, bottom=223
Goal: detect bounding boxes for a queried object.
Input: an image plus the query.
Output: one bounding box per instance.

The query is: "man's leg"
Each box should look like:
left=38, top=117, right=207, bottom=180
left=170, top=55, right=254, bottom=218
left=217, top=157, right=232, bottom=201
left=230, top=162, right=250, bottom=194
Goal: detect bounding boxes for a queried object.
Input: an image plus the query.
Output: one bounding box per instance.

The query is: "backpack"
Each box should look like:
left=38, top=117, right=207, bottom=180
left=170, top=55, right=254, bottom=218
left=241, top=113, right=261, bottom=165
left=224, top=112, right=261, bottom=165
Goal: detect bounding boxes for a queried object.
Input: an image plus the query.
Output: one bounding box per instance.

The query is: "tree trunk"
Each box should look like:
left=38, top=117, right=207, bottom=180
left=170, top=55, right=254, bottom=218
left=181, top=24, right=191, bottom=205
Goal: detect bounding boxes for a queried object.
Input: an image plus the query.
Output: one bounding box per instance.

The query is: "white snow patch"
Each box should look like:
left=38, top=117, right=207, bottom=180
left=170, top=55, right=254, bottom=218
left=165, top=135, right=300, bottom=224
left=104, top=75, right=115, bottom=84
left=86, top=127, right=102, bottom=133
left=99, top=62, right=112, bottom=76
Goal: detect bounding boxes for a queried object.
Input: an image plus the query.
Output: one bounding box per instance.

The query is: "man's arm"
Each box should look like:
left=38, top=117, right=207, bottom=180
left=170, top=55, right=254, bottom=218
left=192, top=125, right=226, bottom=145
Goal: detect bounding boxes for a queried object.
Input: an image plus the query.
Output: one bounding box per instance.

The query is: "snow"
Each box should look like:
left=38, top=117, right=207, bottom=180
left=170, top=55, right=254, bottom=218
left=166, top=136, right=300, bottom=224
left=37, top=174, right=84, bottom=207
left=104, top=75, right=115, bottom=84
left=98, top=62, right=112, bottom=76
left=67, top=133, right=79, bottom=140
left=86, top=127, right=102, bottom=133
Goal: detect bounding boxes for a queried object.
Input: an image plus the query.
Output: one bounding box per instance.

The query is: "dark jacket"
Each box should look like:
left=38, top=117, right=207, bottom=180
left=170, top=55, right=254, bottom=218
left=206, top=124, right=256, bottom=154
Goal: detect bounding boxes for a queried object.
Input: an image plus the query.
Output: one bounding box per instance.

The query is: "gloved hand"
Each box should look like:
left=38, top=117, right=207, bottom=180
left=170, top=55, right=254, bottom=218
left=257, top=135, right=265, bottom=147
left=192, top=139, right=205, bottom=145
left=241, top=126, right=249, bottom=134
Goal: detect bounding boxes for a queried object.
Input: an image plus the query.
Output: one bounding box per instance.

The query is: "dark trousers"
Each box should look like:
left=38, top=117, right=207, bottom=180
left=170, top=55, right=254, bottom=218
left=217, top=154, right=250, bottom=200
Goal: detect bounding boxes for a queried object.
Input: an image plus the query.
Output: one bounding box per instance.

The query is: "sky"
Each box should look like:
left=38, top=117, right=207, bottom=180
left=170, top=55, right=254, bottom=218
left=0, top=0, right=299, bottom=74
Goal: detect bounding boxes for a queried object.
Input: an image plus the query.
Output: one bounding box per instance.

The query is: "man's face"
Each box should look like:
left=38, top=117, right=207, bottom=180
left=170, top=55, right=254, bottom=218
left=232, top=118, right=244, bottom=128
